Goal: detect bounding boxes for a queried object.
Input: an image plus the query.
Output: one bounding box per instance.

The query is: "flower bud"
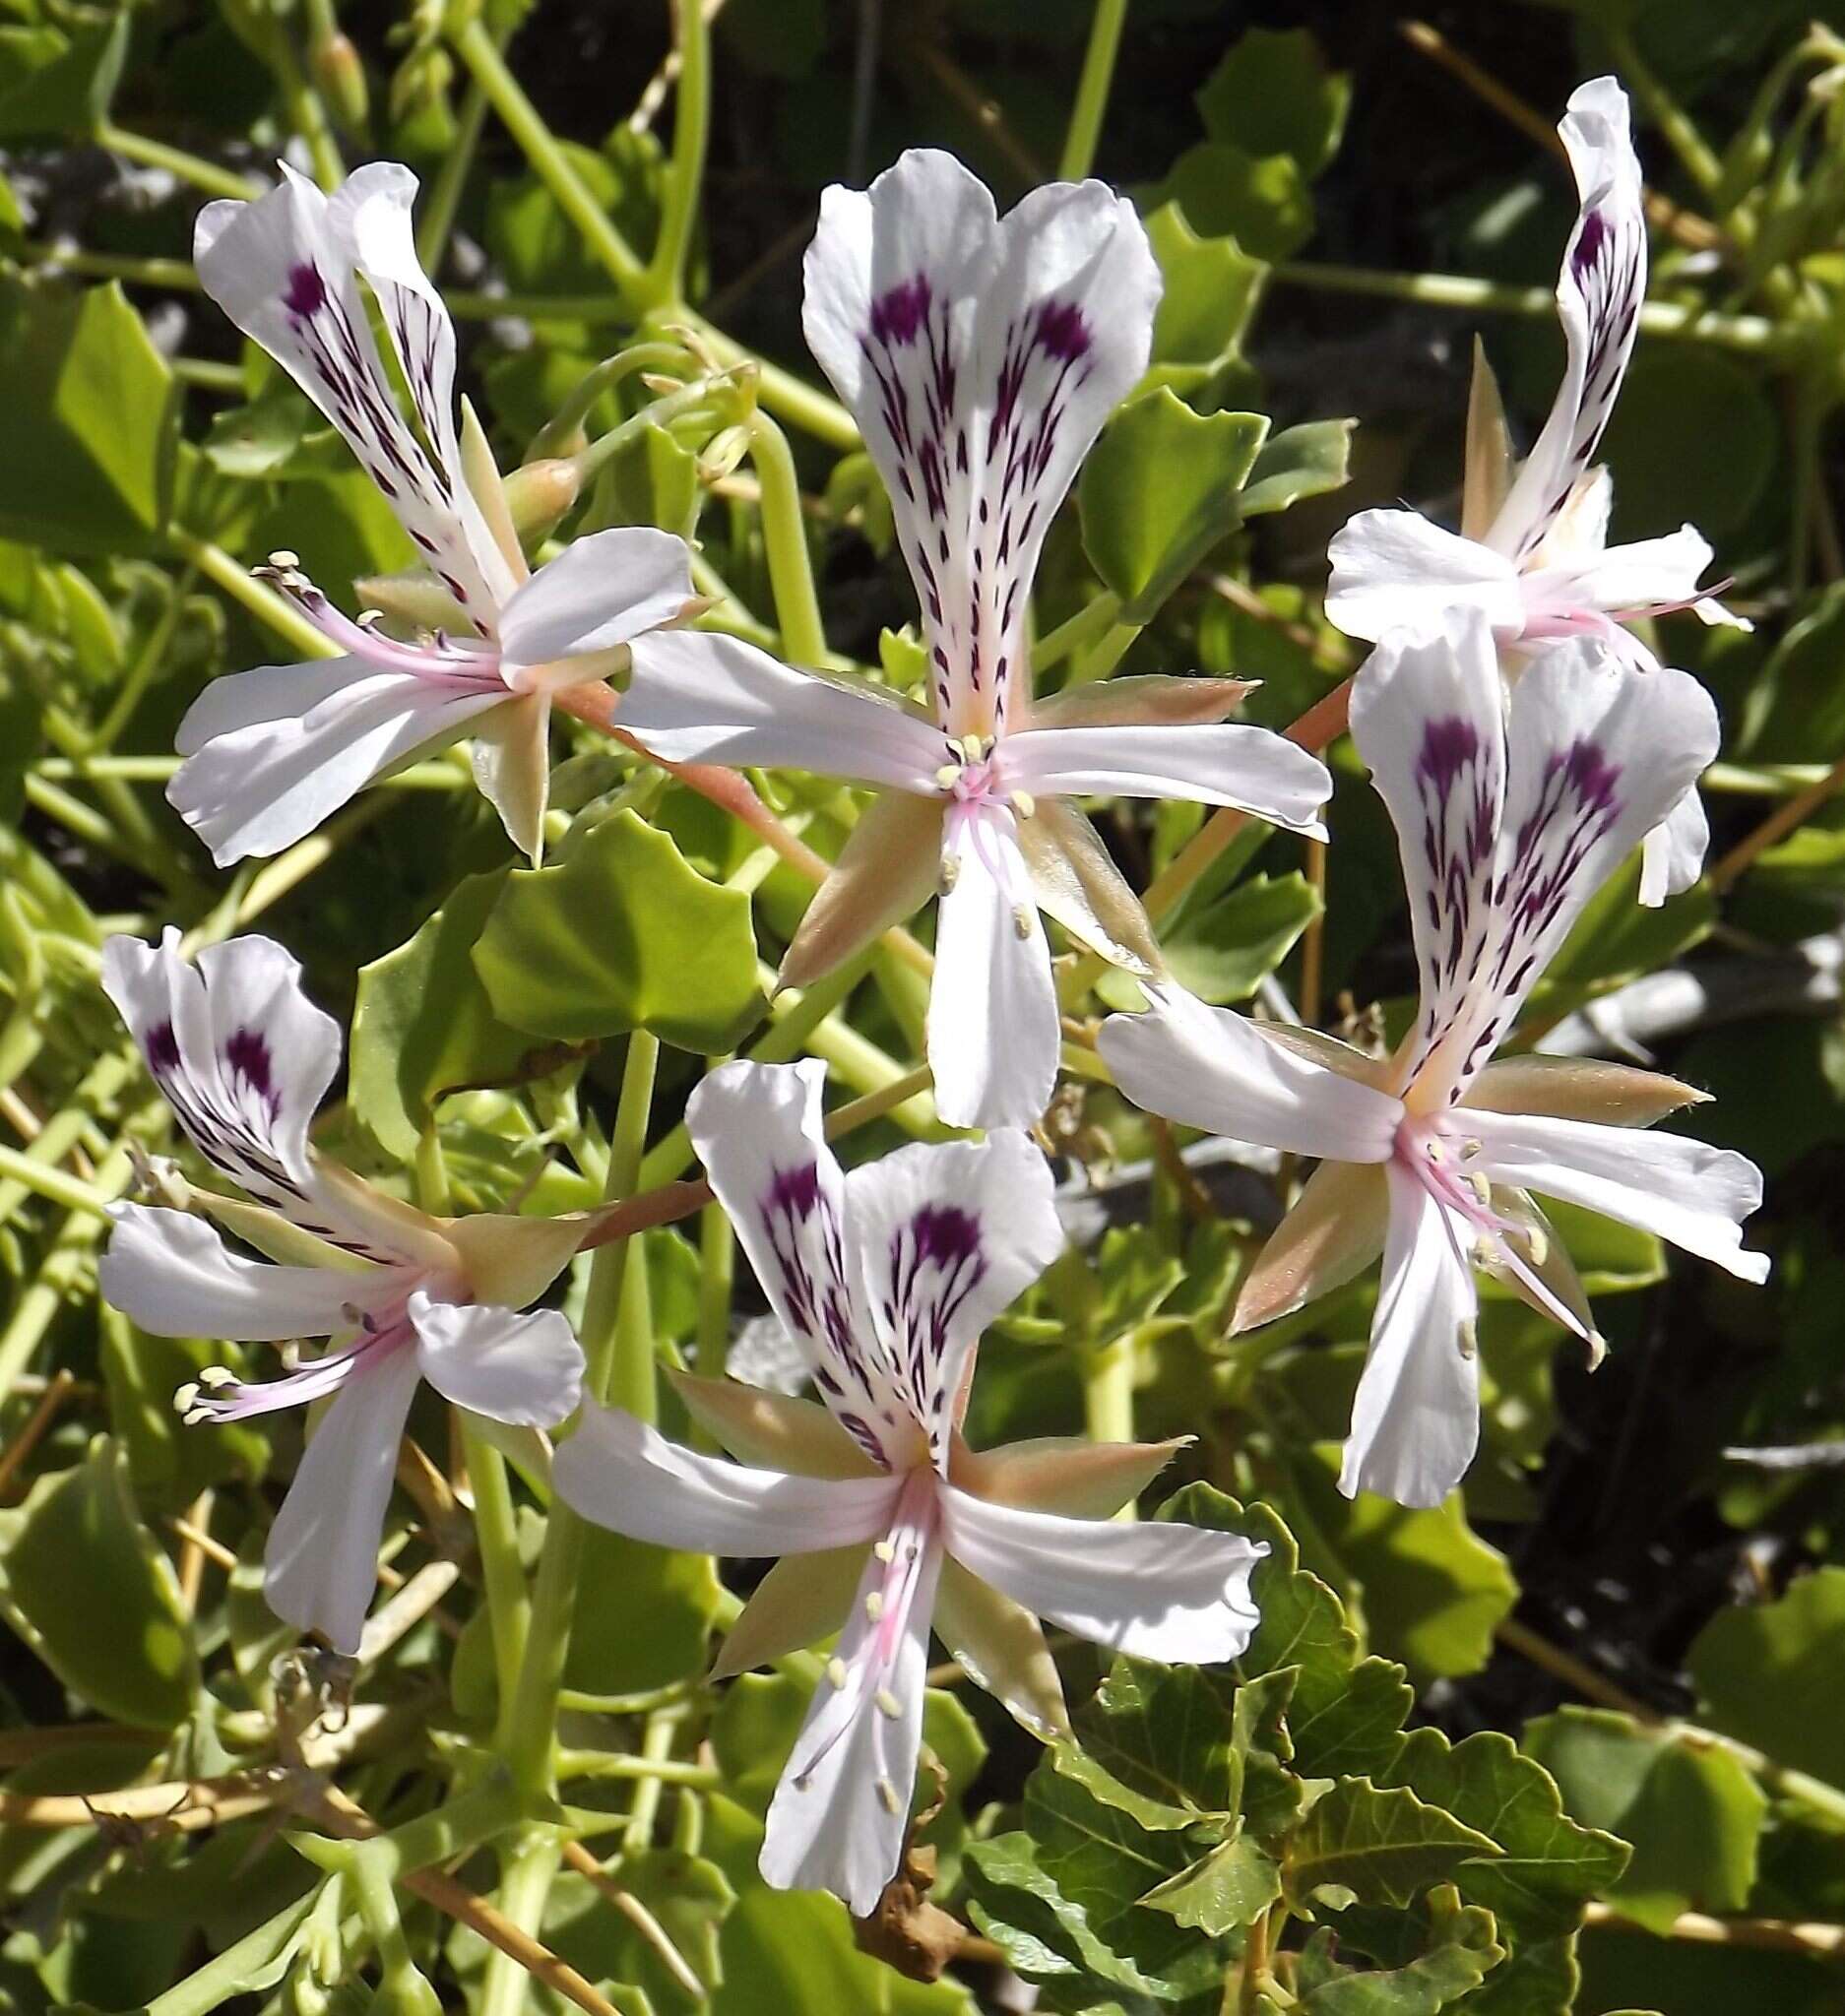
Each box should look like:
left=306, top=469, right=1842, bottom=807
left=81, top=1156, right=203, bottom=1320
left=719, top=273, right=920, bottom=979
left=311, top=29, right=370, bottom=136
left=696, top=424, right=751, bottom=485
left=502, top=458, right=583, bottom=541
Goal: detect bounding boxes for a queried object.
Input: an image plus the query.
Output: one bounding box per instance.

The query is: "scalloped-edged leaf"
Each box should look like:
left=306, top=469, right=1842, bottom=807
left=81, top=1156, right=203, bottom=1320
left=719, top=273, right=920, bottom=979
left=1196, top=27, right=1351, bottom=179
left=1285, top=1781, right=1500, bottom=1914
left=475, top=809, right=764, bottom=1052
left=1305, top=1888, right=1503, bottom=2013
left=1381, top=1730, right=1629, bottom=1942
left=1688, top=1566, right=1845, bottom=1791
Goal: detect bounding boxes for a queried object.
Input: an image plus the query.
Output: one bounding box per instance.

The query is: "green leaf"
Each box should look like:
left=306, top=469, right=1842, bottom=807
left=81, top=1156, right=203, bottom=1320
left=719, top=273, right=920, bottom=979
left=564, top=1526, right=721, bottom=1694
left=201, top=383, right=313, bottom=478
left=1142, top=143, right=1314, bottom=262
left=1380, top=1731, right=1629, bottom=1942
left=586, top=417, right=700, bottom=541
left=1743, top=582, right=1845, bottom=761
left=1599, top=348, right=1775, bottom=543
left=0, top=278, right=178, bottom=556
left=99, top=1302, right=269, bottom=1506
left=965, top=1763, right=1230, bottom=2002
left=1079, top=391, right=1267, bottom=622
left=0, top=1436, right=199, bottom=1729
left=1520, top=858, right=1714, bottom=1028
left=1239, top=420, right=1355, bottom=519
left=1140, top=1834, right=1282, bottom=1936
left=0, top=14, right=127, bottom=139
left=1288, top=1445, right=1518, bottom=1684
left=350, top=870, right=541, bottom=1160
left=475, top=809, right=764, bottom=1052
left=1159, top=870, right=1320, bottom=1006
left=1521, top=1708, right=1766, bottom=1935
left=1196, top=28, right=1351, bottom=178
left=1306, top=1889, right=1503, bottom=2013
left=1286, top=1781, right=1500, bottom=1915
left=1143, top=202, right=1264, bottom=396
left=1688, top=1566, right=1845, bottom=1791
left=1450, top=1935, right=1579, bottom=2015
left=546, top=1853, right=734, bottom=2012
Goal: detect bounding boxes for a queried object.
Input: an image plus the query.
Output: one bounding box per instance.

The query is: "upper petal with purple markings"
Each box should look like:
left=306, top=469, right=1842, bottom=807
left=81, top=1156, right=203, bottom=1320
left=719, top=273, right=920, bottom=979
left=803, top=150, right=1159, bottom=738
left=686, top=1060, right=917, bottom=1469
left=102, top=929, right=338, bottom=1214
left=195, top=162, right=515, bottom=633
left=1484, top=78, right=1646, bottom=561
left=844, top=1131, right=1065, bottom=1474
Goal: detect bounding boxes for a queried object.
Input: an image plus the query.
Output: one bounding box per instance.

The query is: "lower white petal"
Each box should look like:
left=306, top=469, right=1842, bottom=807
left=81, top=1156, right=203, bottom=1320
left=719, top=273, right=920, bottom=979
left=939, top=1486, right=1265, bottom=1665
left=1098, top=985, right=1401, bottom=1164
left=409, top=1292, right=584, bottom=1427
left=1341, top=1165, right=1481, bottom=1509
left=1638, top=788, right=1707, bottom=908
left=1572, top=526, right=1714, bottom=613
left=169, top=663, right=503, bottom=865
left=761, top=1480, right=942, bottom=1917
left=552, top=1402, right=903, bottom=1554
left=928, top=808, right=1060, bottom=1130
left=497, top=526, right=694, bottom=669
left=1466, top=1109, right=1769, bottom=1283
left=1000, top=724, right=1330, bottom=837
left=264, top=1341, right=422, bottom=1655
left=97, top=1204, right=389, bottom=1342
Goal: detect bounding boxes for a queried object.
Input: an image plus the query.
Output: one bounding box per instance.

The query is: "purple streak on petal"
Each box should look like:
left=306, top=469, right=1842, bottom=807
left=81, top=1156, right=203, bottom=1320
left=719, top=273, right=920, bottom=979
left=1036, top=298, right=1091, bottom=362
left=147, top=1019, right=181, bottom=1078
left=284, top=261, right=327, bottom=319
left=1570, top=207, right=1607, bottom=282
left=870, top=276, right=931, bottom=347
left=224, top=1027, right=282, bottom=1121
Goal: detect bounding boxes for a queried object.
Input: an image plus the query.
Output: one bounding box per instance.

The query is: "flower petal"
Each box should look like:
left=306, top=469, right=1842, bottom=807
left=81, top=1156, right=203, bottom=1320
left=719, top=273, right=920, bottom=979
left=619, top=629, right=945, bottom=791
left=102, top=930, right=338, bottom=1215
left=761, top=1476, right=943, bottom=1916
left=329, top=162, right=519, bottom=614
left=929, top=805, right=1061, bottom=1130
left=1486, top=79, right=1646, bottom=562
left=1347, top=612, right=1509, bottom=1105
left=553, top=1401, right=903, bottom=1554
left=98, top=1204, right=393, bottom=1342
left=1324, top=508, right=1522, bottom=646
left=1638, top=788, right=1707, bottom=909
left=777, top=789, right=943, bottom=995
left=844, top=1128, right=1065, bottom=1473
left=803, top=151, right=1158, bottom=737
left=196, top=164, right=508, bottom=634
left=264, top=1340, right=422, bottom=1655
left=1465, top=1109, right=1769, bottom=1283
left=686, top=1059, right=916, bottom=1468
left=1098, top=985, right=1400, bottom=1163
left=1341, top=1163, right=1481, bottom=1507
left=668, top=1370, right=879, bottom=1479
left=711, top=1544, right=868, bottom=1679
left=1557, top=525, right=1715, bottom=615
left=409, top=1292, right=584, bottom=1427
left=1002, top=724, right=1330, bottom=837
left=1234, top=1158, right=1391, bottom=1333
left=498, top=527, right=695, bottom=674
left=940, top=1486, right=1265, bottom=1664
left=935, top=1557, right=1068, bottom=1740
left=168, top=661, right=504, bottom=866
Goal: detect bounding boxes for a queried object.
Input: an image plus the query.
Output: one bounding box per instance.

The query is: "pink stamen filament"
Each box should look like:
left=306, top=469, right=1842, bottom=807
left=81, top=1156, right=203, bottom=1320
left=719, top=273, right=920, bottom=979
left=260, top=564, right=507, bottom=690
left=182, top=1307, right=416, bottom=1424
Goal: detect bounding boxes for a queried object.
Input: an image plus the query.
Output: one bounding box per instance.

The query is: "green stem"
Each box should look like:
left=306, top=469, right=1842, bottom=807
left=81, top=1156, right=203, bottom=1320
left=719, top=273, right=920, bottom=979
left=92, top=568, right=196, bottom=751
left=478, top=1831, right=564, bottom=2016
left=450, top=16, right=647, bottom=296
left=554, top=1747, right=718, bottom=1789
left=645, top=0, right=711, bottom=307
left=529, top=343, right=701, bottom=458
left=1084, top=1336, right=1136, bottom=1508
left=679, top=310, right=859, bottom=450
left=622, top=1711, right=682, bottom=1850
left=1605, top=22, right=1722, bottom=196
left=1067, top=617, right=1142, bottom=686
left=1058, top=0, right=1130, bottom=180
left=95, top=121, right=259, bottom=202
left=749, top=411, right=829, bottom=664
left=415, top=27, right=506, bottom=276
left=143, top=1889, right=325, bottom=2016
left=499, top=1033, right=660, bottom=1802
left=0, top=1143, right=115, bottom=1221
left=1272, top=261, right=1792, bottom=355
left=697, top=1185, right=734, bottom=1382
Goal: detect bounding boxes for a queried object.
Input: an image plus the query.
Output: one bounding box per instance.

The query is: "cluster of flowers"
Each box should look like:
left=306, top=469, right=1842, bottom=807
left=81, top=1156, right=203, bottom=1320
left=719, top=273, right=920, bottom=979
left=98, top=78, right=1768, bottom=1916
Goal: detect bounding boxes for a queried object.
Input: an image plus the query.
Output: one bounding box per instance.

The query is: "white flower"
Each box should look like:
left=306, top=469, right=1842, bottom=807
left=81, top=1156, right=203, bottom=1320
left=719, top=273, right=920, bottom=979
left=1323, top=78, right=1748, bottom=906
left=1100, top=610, right=1768, bottom=1510
left=614, top=150, right=1332, bottom=1129
left=96, top=929, right=585, bottom=1654
left=171, top=163, right=706, bottom=865
left=552, top=1058, right=1266, bottom=1916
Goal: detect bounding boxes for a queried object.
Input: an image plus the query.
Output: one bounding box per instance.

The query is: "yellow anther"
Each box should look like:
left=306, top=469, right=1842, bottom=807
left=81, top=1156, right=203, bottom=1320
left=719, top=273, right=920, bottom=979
left=875, top=1688, right=903, bottom=1720
left=1010, top=790, right=1037, bottom=819
left=935, top=763, right=962, bottom=789
left=1011, top=904, right=1034, bottom=941
left=1586, top=1330, right=1608, bottom=1369
left=1457, top=1317, right=1478, bottom=1360
left=939, top=854, right=960, bottom=895
left=876, top=1777, right=902, bottom=1814
left=873, top=1540, right=895, bottom=1563
left=826, top=1656, right=849, bottom=1688
left=864, top=1592, right=886, bottom=1622
left=1525, top=1225, right=1549, bottom=1267
left=268, top=548, right=300, bottom=570
left=1466, top=1171, right=1493, bottom=1208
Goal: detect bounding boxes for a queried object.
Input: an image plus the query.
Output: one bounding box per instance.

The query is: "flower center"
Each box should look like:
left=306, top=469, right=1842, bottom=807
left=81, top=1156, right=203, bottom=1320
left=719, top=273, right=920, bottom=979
left=932, top=734, right=1035, bottom=820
